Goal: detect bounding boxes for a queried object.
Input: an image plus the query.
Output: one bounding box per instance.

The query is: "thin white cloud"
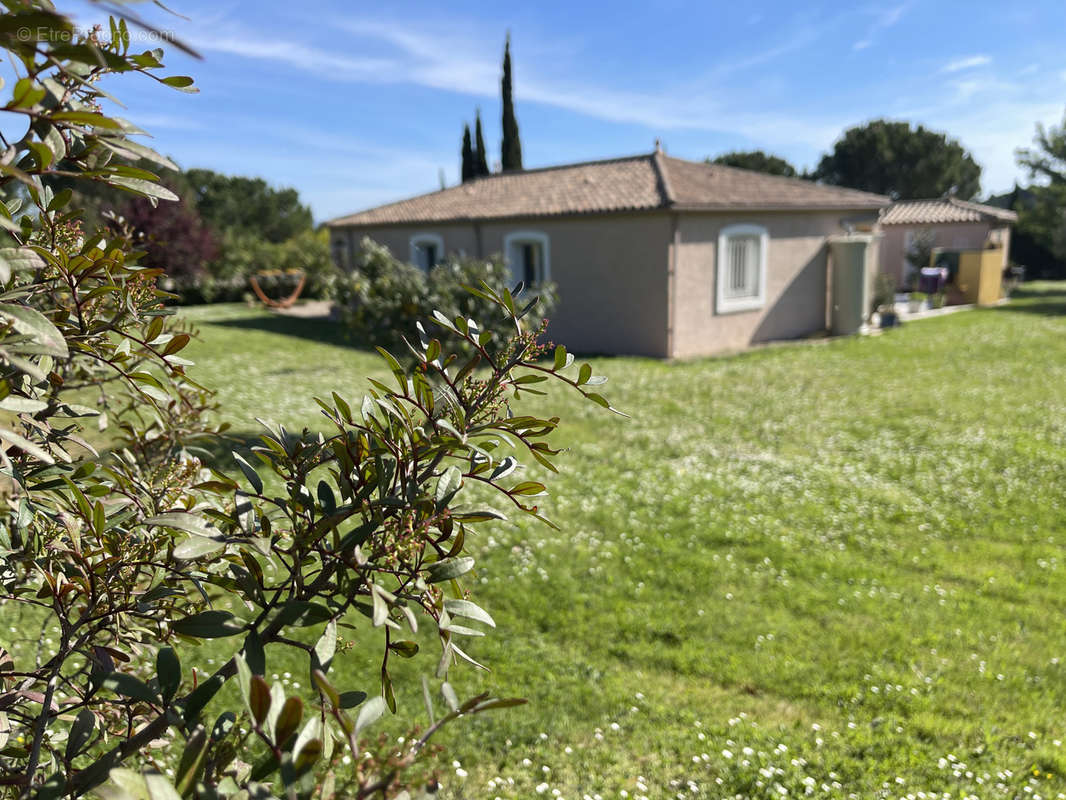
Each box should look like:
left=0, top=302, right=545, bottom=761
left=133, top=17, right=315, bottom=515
left=942, top=55, right=992, bottom=73
left=182, top=17, right=838, bottom=152
left=852, top=2, right=910, bottom=52
left=175, top=9, right=1060, bottom=203
left=194, top=32, right=395, bottom=79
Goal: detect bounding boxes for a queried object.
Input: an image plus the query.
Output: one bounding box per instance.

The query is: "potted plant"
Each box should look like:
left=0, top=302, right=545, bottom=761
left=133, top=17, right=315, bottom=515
left=908, top=291, right=926, bottom=313
left=930, top=290, right=946, bottom=309
left=872, top=273, right=900, bottom=328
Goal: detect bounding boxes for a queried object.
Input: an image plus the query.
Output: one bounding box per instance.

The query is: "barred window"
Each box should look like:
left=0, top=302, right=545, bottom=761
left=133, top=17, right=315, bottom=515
left=716, top=224, right=768, bottom=313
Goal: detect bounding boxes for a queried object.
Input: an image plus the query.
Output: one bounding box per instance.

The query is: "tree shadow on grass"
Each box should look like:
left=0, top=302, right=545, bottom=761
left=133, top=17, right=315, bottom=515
left=996, top=285, right=1066, bottom=317
left=206, top=312, right=376, bottom=352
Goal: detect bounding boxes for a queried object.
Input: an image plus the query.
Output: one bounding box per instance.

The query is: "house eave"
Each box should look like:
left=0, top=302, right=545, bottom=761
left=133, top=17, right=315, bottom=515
left=325, top=205, right=673, bottom=229
left=326, top=201, right=890, bottom=229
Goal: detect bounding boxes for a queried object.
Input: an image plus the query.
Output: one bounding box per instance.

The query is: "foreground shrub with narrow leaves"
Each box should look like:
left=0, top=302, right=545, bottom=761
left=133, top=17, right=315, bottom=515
left=0, top=5, right=617, bottom=799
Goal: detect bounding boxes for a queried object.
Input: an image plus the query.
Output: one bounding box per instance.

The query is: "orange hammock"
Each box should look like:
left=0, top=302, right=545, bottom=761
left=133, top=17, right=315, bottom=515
left=249, top=272, right=306, bottom=309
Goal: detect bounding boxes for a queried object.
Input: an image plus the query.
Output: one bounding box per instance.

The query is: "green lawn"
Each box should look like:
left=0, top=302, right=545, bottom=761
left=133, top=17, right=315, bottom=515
left=179, top=285, right=1066, bottom=799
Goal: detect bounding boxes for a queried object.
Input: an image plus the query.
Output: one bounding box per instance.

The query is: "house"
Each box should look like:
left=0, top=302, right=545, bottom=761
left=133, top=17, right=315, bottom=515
left=326, top=151, right=889, bottom=358
left=878, top=197, right=1018, bottom=288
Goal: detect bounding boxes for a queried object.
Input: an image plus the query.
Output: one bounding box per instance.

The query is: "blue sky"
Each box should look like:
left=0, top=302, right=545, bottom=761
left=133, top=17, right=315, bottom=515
left=70, top=0, right=1066, bottom=221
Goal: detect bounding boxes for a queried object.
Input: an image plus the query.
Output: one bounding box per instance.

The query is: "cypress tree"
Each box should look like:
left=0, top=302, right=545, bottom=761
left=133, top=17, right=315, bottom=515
left=460, top=123, right=474, bottom=183
left=474, top=110, right=490, bottom=177
left=501, top=34, right=523, bottom=171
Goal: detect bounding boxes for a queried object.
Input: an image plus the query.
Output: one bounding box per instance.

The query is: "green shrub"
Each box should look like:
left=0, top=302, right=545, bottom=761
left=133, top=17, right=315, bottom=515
left=172, top=228, right=340, bottom=305
left=334, top=237, right=557, bottom=352
left=0, top=6, right=613, bottom=800
left=871, top=272, right=898, bottom=315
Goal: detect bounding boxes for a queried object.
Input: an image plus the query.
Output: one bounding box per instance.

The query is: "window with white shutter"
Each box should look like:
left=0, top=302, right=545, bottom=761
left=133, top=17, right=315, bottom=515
left=716, top=224, right=768, bottom=313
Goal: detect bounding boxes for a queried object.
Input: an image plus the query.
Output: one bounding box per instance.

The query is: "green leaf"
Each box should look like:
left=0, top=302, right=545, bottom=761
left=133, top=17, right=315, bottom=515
left=311, top=669, right=340, bottom=707
left=233, top=452, right=264, bottom=494
left=243, top=629, right=265, bottom=675
left=444, top=598, right=496, bottom=628
left=161, top=75, right=196, bottom=90
left=375, top=346, right=407, bottom=391
left=211, top=711, right=236, bottom=742
left=383, top=669, right=396, bottom=713
left=434, top=465, right=462, bottom=509
left=144, top=772, right=182, bottom=800
left=46, top=187, right=72, bottom=213
left=248, top=675, right=270, bottom=726
left=172, top=610, right=244, bottom=639
left=26, top=140, right=53, bottom=170
left=451, top=507, right=508, bottom=523
left=338, top=690, right=367, bottom=709
left=316, top=480, right=337, bottom=514
left=0, top=247, right=44, bottom=282
left=577, top=363, right=592, bottom=385
left=388, top=640, right=419, bottom=658
left=275, top=696, right=303, bottom=744
left=441, top=682, right=459, bottom=712
left=0, top=303, right=68, bottom=356
left=144, top=512, right=216, bottom=537
left=65, top=709, right=95, bottom=760
left=553, top=344, right=568, bottom=370
left=181, top=676, right=224, bottom=726
left=173, top=534, right=225, bottom=560
left=293, top=716, right=322, bottom=761
left=10, top=78, right=46, bottom=109
left=313, top=620, right=337, bottom=672
left=425, top=557, right=475, bottom=583
left=175, top=725, right=209, bottom=794
left=294, top=739, right=322, bottom=774
left=371, top=586, right=389, bottom=628
left=156, top=647, right=180, bottom=705
left=354, top=695, right=387, bottom=738
left=234, top=656, right=253, bottom=719
left=0, top=426, right=54, bottom=464
left=49, top=111, right=124, bottom=129
left=103, top=672, right=160, bottom=705
left=510, top=481, right=547, bottom=496
left=98, top=136, right=178, bottom=171
left=421, top=677, right=436, bottom=727
left=162, top=333, right=190, bottom=355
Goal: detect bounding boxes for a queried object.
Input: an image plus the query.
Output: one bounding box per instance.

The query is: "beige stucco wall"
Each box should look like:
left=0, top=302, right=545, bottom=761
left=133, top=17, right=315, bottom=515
left=331, top=223, right=480, bottom=270
left=669, top=211, right=847, bottom=358
left=333, top=213, right=672, bottom=357
left=879, top=222, right=1011, bottom=286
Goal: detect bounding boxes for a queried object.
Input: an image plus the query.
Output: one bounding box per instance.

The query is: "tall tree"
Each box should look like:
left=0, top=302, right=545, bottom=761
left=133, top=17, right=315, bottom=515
left=461, top=123, right=475, bottom=183
left=475, top=109, right=490, bottom=177
left=121, top=189, right=218, bottom=279
left=501, top=33, right=523, bottom=171
left=1014, top=110, right=1066, bottom=276
left=185, top=169, right=313, bottom=242
left=711, top=150, right=797, bottom=177
left=813, top=119, right=981, bottom=200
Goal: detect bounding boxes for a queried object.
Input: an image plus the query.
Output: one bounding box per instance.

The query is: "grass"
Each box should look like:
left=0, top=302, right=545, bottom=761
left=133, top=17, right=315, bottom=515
left=60, top=287, right=1066, bottom=797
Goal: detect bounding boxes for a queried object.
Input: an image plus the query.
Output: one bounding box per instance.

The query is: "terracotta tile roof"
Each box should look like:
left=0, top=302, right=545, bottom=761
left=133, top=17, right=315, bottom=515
left=658, top=155, right=888, bottom=210
left=326, top=152, right=889, bottom=227
left=880, top=197, right=1018, bottom=226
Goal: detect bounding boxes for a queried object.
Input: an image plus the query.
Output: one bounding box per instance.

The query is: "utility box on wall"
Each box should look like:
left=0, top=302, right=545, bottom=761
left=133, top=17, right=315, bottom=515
left=829, top=233, right=879, bottom=336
